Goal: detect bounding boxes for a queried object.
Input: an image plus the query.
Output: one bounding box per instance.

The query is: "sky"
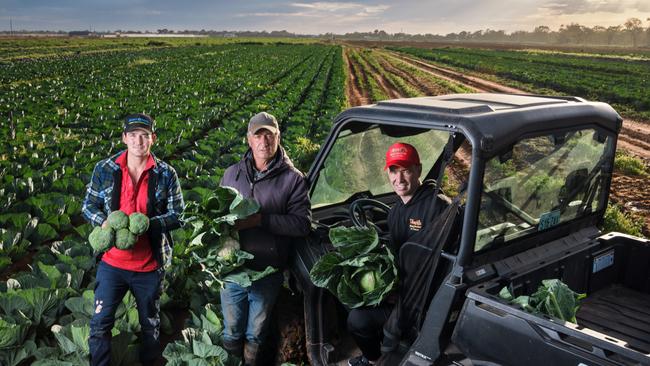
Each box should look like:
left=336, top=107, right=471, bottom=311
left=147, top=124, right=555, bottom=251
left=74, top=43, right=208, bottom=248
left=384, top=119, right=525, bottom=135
left=1, top=0, right=650, bottom=34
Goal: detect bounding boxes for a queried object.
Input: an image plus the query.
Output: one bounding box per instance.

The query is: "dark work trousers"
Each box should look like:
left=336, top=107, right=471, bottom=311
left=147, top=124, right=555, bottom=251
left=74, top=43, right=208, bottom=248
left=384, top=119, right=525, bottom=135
left=347, top=303, right=394, bottom=361
left=89, top=261, right=164, bottom=366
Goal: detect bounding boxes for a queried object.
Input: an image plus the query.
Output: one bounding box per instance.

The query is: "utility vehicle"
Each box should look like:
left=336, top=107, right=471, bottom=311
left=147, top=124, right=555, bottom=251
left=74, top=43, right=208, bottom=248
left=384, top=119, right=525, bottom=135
left=291, top=94, right=650, bottom=365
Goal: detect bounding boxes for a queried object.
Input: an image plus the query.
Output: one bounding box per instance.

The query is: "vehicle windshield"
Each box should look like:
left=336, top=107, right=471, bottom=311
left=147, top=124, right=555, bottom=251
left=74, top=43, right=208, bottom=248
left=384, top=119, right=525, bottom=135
left=475, top=127, right=614, bottom=252
left=310, top=124, right=451, bottom=208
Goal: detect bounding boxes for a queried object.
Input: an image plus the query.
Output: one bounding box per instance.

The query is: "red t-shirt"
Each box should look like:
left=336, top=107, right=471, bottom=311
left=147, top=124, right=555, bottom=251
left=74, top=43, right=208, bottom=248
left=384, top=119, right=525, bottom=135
left=102, top=152, right=159, bottom=272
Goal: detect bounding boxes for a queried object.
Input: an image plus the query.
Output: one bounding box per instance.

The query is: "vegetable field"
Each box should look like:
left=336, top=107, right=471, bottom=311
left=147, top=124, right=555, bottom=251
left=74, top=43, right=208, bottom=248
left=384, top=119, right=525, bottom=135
left=2, top=36, right=649, bottom=364
left=341, top=43, right=650, bottom=237
left=0, top=38, right=344, bottom=365
left=388, top=46, right=650, bottom=121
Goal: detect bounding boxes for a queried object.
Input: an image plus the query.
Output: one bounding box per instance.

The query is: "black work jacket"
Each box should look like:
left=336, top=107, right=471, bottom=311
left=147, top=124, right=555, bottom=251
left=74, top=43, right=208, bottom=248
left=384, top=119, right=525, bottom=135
left=220, top=147, right=312, bottom=271
left=386, top=180, right=450, bottom=256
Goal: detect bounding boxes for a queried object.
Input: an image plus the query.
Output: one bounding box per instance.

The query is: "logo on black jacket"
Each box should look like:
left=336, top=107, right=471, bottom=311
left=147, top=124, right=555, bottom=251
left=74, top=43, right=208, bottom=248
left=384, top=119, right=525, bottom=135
left=409, top=218, right=422, bottom=231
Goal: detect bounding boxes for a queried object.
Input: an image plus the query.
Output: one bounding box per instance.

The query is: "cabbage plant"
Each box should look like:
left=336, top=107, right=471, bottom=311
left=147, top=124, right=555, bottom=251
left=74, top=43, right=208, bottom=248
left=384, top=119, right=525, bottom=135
left=499, top=279, right=586, bottom=323
left=183, top=186, right=276, bottom=288
left=309, top=226, right=398, bottom=308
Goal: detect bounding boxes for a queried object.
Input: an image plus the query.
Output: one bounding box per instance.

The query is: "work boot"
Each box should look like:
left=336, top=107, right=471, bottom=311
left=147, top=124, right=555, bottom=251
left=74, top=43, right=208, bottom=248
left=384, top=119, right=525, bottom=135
left=222, top=338, right=244, bottom=361
left=348, top=355, right=375, bottom=366
left=243, top=341, right=260, bottom=366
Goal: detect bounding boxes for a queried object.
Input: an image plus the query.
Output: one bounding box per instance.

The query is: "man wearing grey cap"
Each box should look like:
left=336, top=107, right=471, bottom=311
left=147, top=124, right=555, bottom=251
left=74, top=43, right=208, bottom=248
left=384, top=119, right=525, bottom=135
left=219, top=112, right=311, bottom=365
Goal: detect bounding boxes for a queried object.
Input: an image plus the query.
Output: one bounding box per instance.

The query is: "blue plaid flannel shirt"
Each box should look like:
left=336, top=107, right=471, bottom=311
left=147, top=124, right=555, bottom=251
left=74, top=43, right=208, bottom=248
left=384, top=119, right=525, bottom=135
left=82, top=150, right=184, bottom=268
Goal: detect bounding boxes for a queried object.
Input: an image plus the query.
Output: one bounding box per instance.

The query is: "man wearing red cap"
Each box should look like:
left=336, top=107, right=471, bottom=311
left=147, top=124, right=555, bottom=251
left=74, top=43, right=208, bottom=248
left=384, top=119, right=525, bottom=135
left=347, top=142, right=449, bottom=366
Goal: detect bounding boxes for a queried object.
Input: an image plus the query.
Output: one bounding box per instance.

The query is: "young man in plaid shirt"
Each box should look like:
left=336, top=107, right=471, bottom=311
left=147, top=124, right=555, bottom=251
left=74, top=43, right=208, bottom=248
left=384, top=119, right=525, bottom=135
left=82, top=113, right=184, bottom=366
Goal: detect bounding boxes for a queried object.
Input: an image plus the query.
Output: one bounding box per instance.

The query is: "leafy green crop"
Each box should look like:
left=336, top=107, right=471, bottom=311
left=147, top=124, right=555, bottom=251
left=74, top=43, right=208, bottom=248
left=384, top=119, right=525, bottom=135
left=0, top=40, right=347, bottom=365
left=184, top=186, right=277, bottom=288
left=163, top=304, right=233, bottom=365
left=310, top=226, right=397, bottom=308
left=499, top=279, right=586, bottom=323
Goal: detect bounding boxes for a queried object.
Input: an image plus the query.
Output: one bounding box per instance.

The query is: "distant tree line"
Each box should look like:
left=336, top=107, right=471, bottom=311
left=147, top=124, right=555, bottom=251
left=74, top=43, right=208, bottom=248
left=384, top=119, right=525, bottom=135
left=2, top=18, right=649, bottom=47
left=332, top=18, right=650, bottom=48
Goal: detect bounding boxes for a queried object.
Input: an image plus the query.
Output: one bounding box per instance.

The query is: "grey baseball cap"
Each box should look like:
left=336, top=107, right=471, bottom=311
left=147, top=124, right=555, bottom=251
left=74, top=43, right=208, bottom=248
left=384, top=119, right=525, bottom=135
left=248, top=112, right=279, bottom=135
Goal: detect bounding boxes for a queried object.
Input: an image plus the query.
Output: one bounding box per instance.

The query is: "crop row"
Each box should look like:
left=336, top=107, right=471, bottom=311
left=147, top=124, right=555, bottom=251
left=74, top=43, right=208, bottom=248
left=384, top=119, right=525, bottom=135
left=377, top=51, right=474, bottom=95
left=0, top=44, right=327, bottom=209
left=357, top=49, right=421, bottom=98
left=0, top=43, right=342, bottom=269
left=347, top=48, right=389, bottom=102
left=390, top=46, right=650, bottom=118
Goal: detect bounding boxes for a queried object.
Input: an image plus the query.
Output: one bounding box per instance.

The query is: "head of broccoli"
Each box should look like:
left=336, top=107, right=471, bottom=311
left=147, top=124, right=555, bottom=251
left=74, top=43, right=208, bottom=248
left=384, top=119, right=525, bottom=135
left=115, top=228, right=137, bottom=250
left=89, top=226, right=114, bottom=253
left=129, top=212, right=150, bottom=235
left=107, top=210, right=129, bottom=230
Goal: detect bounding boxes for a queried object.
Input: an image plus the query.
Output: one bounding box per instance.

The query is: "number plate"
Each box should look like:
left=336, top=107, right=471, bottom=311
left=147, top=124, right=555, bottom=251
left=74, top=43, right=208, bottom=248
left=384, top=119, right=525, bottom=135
left=538, top=209, right=561, bottom=231
left=593, top=250, right=614, bottom=273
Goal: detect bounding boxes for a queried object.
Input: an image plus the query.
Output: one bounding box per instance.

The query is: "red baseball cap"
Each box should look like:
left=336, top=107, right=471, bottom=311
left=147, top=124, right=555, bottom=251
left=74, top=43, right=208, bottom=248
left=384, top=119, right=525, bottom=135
left=384, top=142, right=420, bottom=170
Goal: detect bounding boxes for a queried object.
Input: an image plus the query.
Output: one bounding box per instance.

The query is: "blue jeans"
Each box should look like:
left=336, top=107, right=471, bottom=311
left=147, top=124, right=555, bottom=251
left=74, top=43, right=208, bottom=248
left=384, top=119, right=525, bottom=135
left=89, top=261, right=164, bottom=366
left=220, top=271, right=283, bottom=345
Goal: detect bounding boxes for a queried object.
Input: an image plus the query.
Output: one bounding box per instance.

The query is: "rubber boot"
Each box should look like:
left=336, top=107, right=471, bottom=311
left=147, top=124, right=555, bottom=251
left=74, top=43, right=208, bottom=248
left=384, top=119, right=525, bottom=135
left=223, top=338, right=244, bottom=361
left=243, top=341, right=260, bottom=366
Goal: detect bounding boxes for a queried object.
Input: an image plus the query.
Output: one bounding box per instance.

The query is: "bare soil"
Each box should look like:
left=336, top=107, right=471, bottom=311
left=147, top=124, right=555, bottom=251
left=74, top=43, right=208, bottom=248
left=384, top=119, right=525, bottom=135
left=610, top=172, right=650, bottom=237
left=344, top=48, right=370, bottom=106
left=375, top=53, right=449, bottom=96
left=274, top=287, right=308, bottom=364
left=356, top=51, right=403, bottom=99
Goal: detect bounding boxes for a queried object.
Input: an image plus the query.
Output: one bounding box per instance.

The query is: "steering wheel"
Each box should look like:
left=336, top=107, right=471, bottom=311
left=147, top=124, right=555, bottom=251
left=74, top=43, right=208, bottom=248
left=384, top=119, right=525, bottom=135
left=349, top=198, right=391, bottom=233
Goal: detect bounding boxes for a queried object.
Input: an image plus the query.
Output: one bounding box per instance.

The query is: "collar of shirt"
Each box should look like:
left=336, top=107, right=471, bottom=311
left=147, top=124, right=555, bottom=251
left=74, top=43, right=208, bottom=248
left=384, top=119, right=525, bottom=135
left=115, top=151, right=156, bottom=171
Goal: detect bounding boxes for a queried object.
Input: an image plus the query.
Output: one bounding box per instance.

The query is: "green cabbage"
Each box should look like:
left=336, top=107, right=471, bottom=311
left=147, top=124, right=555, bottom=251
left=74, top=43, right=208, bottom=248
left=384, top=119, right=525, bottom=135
left=499, top=279, right=586, bottom=323
left=309, top=226, right=397, bottom=308
left=359, top=270, right=377, bottom=293
left=184, top=186, right=276, bottom=288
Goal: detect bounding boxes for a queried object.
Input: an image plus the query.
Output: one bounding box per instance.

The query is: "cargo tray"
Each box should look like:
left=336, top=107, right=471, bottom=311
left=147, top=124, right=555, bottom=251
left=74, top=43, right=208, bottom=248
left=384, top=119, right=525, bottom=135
left=577, top=285, right=650, bottom=354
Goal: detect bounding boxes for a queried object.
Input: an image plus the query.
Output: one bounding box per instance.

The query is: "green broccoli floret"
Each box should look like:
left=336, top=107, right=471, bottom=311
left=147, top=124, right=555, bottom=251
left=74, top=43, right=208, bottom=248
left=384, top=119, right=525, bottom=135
left=107, top=210, right=129, bottom=230
left=89, top=226, right=114, bottom=253
left=115, top=228, right=137, bottom=250
left=129, top=212, right=150, bottom=235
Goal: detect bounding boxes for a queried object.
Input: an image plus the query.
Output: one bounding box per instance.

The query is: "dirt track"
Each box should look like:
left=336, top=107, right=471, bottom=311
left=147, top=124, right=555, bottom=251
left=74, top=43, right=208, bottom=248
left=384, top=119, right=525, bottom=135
left=343, top=46, right=650, bottom=235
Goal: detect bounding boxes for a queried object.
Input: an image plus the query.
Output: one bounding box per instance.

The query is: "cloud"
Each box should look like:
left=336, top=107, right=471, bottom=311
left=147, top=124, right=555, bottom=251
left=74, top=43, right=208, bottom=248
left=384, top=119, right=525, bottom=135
left=541, top=0, right=647, bottom=15
left=240, top=11, right=313, bottom=17
left=290, top=2, right=389, bottom=16
left=291, top=2, right=361, bottom=11
left=236, top=1, right=390, bottom=30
